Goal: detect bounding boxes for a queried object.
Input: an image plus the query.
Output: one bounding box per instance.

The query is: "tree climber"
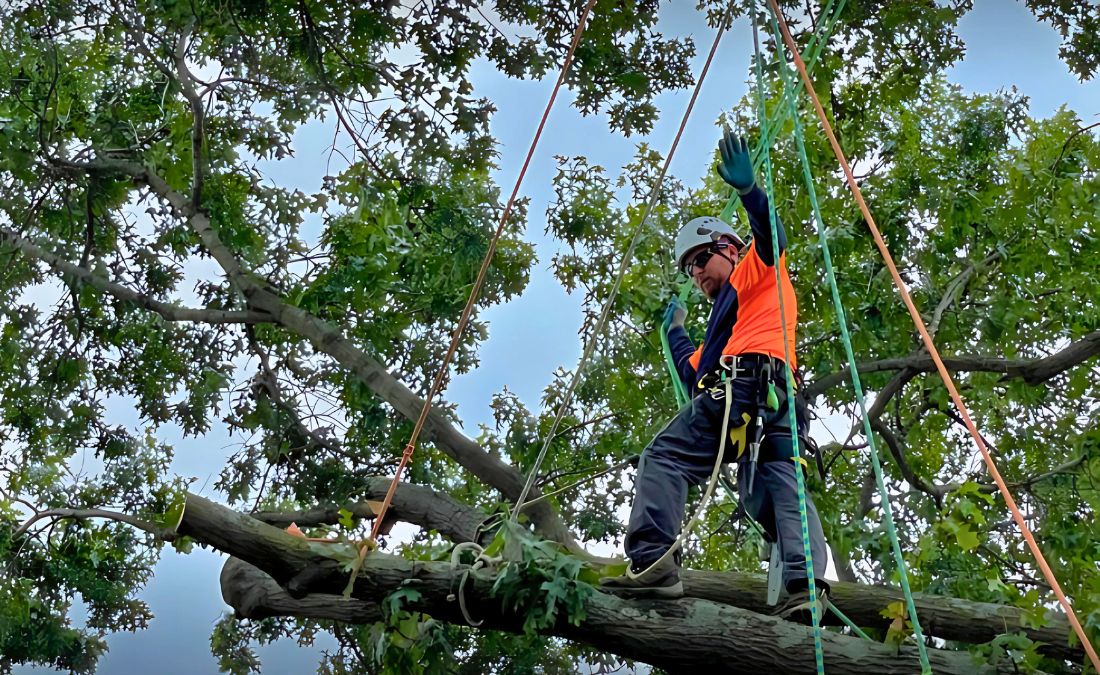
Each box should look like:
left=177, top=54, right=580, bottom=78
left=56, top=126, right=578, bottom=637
left=601, top=129, right=829, bottom=621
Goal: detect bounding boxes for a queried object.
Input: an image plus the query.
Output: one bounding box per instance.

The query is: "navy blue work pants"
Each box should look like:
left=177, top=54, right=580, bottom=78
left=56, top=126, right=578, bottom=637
left=624, top=374, right=828, bottom=589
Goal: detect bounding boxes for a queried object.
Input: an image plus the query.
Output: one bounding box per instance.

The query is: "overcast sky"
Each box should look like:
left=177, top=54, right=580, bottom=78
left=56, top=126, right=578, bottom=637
left=14, top=1, right=1099, bottom=673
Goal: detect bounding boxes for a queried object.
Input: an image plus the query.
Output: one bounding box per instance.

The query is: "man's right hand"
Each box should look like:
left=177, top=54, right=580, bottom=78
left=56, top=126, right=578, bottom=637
left=717, top=128, right=756, bottom=195
left=663, top=296, right=687, bottom=329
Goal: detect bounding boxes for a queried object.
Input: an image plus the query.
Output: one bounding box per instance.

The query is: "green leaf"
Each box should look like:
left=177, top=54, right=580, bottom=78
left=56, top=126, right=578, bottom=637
left=955, top=525, right=980, bottom=551
left=337, top=507, right=355, bottom=529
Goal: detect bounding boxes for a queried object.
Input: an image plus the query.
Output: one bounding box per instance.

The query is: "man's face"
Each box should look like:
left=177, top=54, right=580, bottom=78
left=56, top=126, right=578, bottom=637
left=684, top=241, right=741, bottom=299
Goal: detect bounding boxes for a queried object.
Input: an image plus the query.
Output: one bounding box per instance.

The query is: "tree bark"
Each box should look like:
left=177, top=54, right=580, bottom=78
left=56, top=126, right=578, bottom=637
left=250, top=476, right=491, bottom=546
left=177, top=491, right=1082, bottom=666
left=805, top=331, right=1100, bottom=399
left=219, top=556, right=1017, bottom=675
left=682, top=571, right=1079, bottom=663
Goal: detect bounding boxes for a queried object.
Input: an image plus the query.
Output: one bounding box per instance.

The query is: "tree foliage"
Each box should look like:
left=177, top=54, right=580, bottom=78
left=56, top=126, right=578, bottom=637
left=0, top=0, right=1098, bottom=673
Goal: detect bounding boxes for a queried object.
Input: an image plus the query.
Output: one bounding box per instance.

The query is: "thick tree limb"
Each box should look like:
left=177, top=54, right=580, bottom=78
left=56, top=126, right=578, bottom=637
left=191, top=488, right=1082, bottom=662
left=251, top=477, right=490, bottom=546
left=682, top=570, right=1080, bottom=663
left=214, top=552, right=1022, bottom=675
left=225, top=558, right=991, bottom=674
left=806, top=330, right=1100, bottom=399
left=0, top=226, right=269, bottom=324
left=192, top=491, right=988, bottom=675
left=221, top=558, right=382, bottom=624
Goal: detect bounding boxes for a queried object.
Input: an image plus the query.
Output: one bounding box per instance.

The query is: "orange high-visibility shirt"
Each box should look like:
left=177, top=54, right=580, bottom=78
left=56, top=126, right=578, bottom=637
left=687, top=240, right=797, bottom=372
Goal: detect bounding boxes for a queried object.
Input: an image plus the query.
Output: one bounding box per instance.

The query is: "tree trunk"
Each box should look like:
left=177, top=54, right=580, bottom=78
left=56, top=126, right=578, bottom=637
left=683, top=570, right=1079, bottom=662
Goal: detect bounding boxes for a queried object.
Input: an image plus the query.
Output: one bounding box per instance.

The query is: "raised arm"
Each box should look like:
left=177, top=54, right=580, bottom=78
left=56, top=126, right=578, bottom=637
left=716, top=129, right=787, bottom=266
left=738, top=184, right=786, bottom=265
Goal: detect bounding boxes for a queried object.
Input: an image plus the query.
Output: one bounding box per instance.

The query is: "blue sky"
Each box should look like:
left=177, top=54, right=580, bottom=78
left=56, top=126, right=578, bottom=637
left=15, top=1, right=1098, bottom=673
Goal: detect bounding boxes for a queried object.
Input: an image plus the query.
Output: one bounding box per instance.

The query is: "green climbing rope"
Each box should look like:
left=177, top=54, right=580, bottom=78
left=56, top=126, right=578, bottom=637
left=762, top=5, right=933, bottom=672
left=825, top=600, right=875, bottom=642
left=748, top=6, right=826, bottom=674
left=720, top=0, right=848, bottom=223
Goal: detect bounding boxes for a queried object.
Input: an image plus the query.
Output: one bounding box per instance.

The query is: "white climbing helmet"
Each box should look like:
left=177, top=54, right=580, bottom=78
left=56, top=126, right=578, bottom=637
left=673, top=216, right=745, bottom=273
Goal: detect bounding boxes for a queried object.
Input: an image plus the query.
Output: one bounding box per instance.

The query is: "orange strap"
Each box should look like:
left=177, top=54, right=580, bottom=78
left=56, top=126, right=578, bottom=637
left=765, top=0, right=1100, bottom=666
left=367, top=0, right=600, bottom=543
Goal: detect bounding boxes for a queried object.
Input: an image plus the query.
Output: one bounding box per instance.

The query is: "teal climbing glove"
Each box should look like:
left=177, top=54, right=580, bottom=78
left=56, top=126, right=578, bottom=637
left=717, top=127, right=756, bottom=195
left=662, top=295, right=687, bottom=330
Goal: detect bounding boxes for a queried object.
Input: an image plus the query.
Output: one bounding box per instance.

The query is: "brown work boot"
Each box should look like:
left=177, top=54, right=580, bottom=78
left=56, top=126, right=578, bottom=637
left=773, top=586, right=828, bottom=625
left=599, top=558, right=683, bottom=599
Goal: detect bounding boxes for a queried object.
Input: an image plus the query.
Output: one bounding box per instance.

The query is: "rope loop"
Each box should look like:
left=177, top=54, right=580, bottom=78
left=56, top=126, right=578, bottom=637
left=446, top=542, right=503, bottom=627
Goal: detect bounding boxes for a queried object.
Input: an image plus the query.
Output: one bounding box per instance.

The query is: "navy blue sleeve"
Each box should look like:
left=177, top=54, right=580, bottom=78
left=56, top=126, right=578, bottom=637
left=738, top=184, right=786, bottom=266
left=666, top=324, right=697, bottom=391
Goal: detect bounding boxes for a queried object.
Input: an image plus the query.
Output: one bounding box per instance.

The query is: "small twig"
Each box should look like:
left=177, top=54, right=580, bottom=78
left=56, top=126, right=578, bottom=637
left=1051, top=121, right=1100, bottom=173
left=550, top=411, right=623, bottom=441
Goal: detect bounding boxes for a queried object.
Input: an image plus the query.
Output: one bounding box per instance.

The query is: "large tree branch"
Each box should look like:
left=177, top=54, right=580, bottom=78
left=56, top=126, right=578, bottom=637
left=45, top=156, right=574, bottom=546
left=182, top=489, right=1083, bottom=662
left=806, top=330, right=1100, bottom=399
left=251, top=477, right=490, bottom=546
left=682, top=570, right=1079, bottom=663
left=221, top=558, right=382, bottom=624
left=0, top=225, right=270, bottom=324
left=20, top=488, right=1079, bottom=663
left=195, top=489, right=999, bottom=675
left=221, top=556, right=1015, bottom=675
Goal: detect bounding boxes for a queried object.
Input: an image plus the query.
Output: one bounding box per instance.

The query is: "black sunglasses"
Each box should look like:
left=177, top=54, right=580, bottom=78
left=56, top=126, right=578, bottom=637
left=682, top=244, right=729, bottom=276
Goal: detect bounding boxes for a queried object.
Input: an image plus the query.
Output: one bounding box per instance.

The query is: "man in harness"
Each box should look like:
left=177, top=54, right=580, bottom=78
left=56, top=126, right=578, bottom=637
left=601, top=129, right=829, bottom=620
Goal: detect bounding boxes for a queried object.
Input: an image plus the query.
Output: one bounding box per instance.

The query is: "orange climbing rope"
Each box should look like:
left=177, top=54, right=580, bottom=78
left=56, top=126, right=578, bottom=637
left=765, top=0, right=1100, bottom=667
left=367, top=0, right=600, bottom=543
